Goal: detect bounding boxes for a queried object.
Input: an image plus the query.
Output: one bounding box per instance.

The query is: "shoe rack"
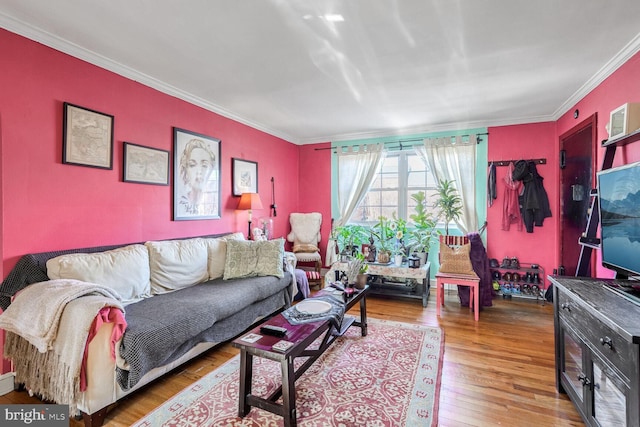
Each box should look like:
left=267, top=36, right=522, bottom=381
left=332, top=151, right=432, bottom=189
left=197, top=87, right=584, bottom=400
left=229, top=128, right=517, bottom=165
left=491, top=258, right=546, bottom=302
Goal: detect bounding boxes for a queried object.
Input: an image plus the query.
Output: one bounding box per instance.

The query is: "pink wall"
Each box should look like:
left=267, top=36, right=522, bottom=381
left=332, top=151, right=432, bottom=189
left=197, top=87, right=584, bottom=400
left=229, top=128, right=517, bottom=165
left=486, top=122, right=558, bottom=285
left=485, top=51, right=640, bottom=280
left=556, top=50, right=640, bottom=277
left=296, top=143, right=332, bottom=258
left=0, top=29, right=300, bottom=371
left=3, top=27, right=640, bottom=373
left=0, top=28, right=299, bottom=273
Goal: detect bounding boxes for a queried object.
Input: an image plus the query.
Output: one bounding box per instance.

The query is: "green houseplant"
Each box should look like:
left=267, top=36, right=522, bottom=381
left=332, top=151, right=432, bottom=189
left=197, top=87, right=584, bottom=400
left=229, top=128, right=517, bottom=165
left=354, top=252, right=369, bottom=289
left=408, top=191, right=438, bottom=264
left=371, top=215, right=395, bottom=263
left=433, top=178, right=463, bottom=235
left=334, top=224, right=368, bottom=259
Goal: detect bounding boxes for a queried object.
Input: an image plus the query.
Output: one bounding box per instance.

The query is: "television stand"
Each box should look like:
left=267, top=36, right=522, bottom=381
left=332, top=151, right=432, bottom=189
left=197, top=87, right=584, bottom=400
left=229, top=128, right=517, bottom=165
left=549, top=275, right=640, bottom=426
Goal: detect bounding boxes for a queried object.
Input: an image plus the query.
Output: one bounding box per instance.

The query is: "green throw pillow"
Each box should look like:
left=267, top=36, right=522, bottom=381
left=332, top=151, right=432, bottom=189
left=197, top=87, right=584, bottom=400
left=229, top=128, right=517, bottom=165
left=223, top=238, right=285, bottom=280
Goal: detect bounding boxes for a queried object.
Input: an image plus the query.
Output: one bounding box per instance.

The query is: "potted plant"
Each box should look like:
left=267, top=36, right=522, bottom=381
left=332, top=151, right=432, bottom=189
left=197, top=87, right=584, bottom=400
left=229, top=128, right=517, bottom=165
left=394, top=244, right=405, bottom=266
left=354, top=253, right=369, bottom=289
left=433, top=179, right=463, bottom=235
left=408, top=191, right=438, bottom=265
left=371, top=215, right=395, bottom=263
left=334, top=224, right=368, bottom=260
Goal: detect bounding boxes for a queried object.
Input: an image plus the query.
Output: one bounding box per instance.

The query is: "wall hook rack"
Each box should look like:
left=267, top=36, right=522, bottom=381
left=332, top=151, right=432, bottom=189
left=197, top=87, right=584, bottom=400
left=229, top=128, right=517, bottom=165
left=488, top=158, right=546, bottom=167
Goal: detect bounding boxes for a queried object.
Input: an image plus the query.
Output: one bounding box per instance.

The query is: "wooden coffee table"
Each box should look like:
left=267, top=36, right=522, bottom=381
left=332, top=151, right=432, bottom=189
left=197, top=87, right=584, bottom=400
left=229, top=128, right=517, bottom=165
left=232, top=285, right=369, bottom=426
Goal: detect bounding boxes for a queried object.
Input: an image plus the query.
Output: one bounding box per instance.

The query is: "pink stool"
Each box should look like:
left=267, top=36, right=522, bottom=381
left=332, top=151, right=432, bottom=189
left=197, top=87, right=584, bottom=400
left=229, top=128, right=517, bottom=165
left=435, top=272, right=480, bottom=321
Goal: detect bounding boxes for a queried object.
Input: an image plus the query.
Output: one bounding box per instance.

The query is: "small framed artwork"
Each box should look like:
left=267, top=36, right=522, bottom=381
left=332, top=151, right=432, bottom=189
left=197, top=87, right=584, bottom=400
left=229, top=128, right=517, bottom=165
left=173, top=127, right=221, bottom=220
left=361, top=244, right=371, bottom=259
left=123, top=142, right=170, bottom=185
left=63, top=102, right=114, bottom=169
left=232, top=158, right=258, bottom=196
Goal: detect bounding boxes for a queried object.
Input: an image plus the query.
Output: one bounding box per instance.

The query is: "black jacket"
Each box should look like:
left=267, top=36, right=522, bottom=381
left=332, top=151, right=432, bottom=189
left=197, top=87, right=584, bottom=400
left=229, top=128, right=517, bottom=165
left=488, top=162, right=497, bottom=207
left=512, top=160, right=552, bottom=232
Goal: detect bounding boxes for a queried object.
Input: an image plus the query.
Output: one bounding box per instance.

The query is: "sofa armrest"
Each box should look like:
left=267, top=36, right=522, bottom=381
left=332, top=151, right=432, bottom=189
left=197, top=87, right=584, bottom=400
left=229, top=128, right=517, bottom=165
left=284, top=251, right=297, bottom=270
left=76, top=322, right=119, bottom=415
left=284, top=251, right=298, bottom=300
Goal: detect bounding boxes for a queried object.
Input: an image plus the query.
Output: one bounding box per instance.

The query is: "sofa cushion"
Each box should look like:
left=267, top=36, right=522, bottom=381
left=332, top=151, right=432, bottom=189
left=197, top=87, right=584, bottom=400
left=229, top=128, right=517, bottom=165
left=223, top=238, right=285, bottom=280
left=293, top=243, right=319, bottom=253
left=203, top=232, right=245, bottom=280
left=146, top=238, right=208, bottom=294
left=116, top=273, right=291, bottom=390
left=45, top=244, right=151, bottom=305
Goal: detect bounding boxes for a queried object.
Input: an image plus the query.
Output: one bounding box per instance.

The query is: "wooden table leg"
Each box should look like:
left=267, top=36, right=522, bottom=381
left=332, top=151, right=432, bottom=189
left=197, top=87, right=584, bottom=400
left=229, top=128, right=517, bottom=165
left=359, top=294, right=368, bottom=336
left=281, top=355, right=297, bottom=427
left=422, top=276, right=430, bottom=307
left=238, top=350, right=253, bottom=417
left=474, top=282, right=480, bottom=322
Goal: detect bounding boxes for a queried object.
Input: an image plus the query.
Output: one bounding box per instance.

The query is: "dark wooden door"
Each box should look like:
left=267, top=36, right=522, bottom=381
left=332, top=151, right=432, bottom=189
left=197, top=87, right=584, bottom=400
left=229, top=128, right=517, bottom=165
left=559, top=115, right=597, bottom=276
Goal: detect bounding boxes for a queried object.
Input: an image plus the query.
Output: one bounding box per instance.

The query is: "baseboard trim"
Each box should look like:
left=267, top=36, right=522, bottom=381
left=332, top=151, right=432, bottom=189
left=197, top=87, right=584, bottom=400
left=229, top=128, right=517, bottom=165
left=0, top=372, right=15, bottom=395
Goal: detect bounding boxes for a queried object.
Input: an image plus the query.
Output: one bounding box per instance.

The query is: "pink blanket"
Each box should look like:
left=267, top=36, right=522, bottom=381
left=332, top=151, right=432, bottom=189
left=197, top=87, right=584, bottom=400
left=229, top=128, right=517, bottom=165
left=80, top=307, right=127, bottom=391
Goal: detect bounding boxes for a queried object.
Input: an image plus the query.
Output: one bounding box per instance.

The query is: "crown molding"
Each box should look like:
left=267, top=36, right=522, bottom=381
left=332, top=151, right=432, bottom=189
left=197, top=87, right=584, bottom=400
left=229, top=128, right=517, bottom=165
left=3, top=11, right=639, bottom=146
left=295, top=114, right=555, bottom=145
left=553, top=32, right=640, bottom=120
left=0, top=12, right=297, bottom=144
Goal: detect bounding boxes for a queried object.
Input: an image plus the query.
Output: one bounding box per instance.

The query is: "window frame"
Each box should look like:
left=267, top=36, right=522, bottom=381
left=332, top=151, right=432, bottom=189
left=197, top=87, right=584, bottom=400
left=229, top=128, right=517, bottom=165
left=348, top=150, right=437, bottom=227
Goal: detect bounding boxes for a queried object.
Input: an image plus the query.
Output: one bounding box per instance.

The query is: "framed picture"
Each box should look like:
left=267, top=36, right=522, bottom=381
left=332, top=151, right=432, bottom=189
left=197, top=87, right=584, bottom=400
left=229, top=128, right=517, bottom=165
left=123, top=142, right=170, bottom=185
left=361, top=244, right=371, bottom=259
left=232, top=158, right=258, bottom=196
left=63, top=102, right=114, bottom=169
left=173, top=127, right=221, bottom=220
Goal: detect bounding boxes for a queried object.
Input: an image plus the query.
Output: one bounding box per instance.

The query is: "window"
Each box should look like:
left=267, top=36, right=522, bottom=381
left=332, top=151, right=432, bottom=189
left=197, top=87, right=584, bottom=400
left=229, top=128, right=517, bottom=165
left=349, top=151, right=439, bottom=226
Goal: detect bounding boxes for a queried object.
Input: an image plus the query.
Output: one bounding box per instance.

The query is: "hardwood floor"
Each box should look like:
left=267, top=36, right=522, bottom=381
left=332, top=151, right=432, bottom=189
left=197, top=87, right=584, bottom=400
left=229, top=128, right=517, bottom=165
left=0, top=289, right=584, bottom=426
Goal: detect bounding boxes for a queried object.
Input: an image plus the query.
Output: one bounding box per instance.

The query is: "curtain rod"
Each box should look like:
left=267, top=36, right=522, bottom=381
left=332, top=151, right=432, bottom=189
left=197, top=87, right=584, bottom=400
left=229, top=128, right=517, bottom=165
left=314, top=132, right=489, bottom=151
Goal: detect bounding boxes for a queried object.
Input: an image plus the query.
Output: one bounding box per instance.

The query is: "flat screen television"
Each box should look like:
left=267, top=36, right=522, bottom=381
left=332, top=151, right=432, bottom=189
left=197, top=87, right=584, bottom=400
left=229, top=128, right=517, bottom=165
left=597, top=160, right=640, bottom=280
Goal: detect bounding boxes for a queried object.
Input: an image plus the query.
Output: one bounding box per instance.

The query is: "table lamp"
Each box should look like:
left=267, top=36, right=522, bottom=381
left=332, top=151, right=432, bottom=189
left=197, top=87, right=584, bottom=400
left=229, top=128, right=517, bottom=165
left=237, top=192, right=264, bottom=239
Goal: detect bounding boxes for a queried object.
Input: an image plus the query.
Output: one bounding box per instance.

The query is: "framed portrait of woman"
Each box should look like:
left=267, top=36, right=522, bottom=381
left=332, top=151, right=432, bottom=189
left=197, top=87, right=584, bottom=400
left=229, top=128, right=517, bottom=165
left=173, top=127, right=221, bottom=220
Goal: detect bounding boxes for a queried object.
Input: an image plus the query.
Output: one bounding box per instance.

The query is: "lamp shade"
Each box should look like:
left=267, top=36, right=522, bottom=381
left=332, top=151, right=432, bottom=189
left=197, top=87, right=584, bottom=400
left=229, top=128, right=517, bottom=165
left=237, top=192, right=263, bottom=210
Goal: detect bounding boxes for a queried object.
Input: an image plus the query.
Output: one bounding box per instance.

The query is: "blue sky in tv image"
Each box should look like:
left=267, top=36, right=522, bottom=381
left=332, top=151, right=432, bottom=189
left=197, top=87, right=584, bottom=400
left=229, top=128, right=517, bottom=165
left=597, top=160, right=640, bottom=279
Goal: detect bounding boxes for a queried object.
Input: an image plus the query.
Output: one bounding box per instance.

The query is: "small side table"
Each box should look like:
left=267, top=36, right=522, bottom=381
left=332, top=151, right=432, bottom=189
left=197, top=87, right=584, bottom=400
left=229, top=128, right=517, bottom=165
left=232, top=286, right=369, bottom=426
left=327, top=262, right=430, bottom=307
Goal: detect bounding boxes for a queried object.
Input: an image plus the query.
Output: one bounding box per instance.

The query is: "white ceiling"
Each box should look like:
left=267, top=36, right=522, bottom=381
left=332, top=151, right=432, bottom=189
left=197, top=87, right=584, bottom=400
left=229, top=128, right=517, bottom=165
left=2, top=1, right=640, bottom=144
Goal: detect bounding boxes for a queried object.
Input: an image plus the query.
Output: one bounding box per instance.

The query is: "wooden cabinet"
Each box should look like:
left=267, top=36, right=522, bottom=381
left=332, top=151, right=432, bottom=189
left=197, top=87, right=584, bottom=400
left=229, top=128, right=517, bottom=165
left=550, top=276, right=640, bottom=427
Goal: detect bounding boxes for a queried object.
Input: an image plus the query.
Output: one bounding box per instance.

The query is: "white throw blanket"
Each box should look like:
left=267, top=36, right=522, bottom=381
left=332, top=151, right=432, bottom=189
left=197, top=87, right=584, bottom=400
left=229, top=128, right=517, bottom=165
left=0, top=279, right=124, bottom=414
left=0, top=279, right=122, bottom=352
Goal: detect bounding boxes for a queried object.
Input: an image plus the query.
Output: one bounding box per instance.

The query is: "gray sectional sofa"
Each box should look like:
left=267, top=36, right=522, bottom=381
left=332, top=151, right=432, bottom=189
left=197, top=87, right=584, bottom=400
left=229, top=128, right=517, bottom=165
left=0, top=232, right=295, bottom=426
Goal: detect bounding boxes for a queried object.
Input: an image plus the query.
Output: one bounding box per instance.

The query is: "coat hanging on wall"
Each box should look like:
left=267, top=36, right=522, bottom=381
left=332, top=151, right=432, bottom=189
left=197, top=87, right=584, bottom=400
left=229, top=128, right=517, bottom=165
left=512, top=160, right=552, bottom=233
left=502, top=162, right=523, bottom=231
left=488, top=162, right=497, bottom=207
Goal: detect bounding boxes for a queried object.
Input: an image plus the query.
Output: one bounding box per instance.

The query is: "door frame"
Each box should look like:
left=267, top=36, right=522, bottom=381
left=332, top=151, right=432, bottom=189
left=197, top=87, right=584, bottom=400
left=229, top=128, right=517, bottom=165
left=558, top=113, right=598, bottom=276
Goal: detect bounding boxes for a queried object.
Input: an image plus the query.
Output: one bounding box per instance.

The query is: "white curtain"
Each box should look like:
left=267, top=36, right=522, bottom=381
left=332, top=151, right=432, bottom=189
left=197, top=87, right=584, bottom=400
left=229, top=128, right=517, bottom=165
left=414, top=135, right=478, bottom=234
left=325, top=144, right=385, bottom=266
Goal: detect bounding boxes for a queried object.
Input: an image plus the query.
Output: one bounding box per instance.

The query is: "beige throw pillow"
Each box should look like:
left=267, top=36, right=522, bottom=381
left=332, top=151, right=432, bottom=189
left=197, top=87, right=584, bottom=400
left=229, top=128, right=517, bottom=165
left=438, top=242, right=477, bottom=276
left=46, top=244, right=151, bottom=305
left=204, top=232, right=245, bottom=280
left=146, top=238, right=208, bottom=294
left=223, top=238, right=285, bottom=280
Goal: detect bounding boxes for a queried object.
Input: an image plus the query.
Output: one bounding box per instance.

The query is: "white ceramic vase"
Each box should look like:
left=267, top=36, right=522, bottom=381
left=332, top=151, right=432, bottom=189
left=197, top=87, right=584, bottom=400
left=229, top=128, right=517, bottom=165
left=418, top=252, right=428, bottom=266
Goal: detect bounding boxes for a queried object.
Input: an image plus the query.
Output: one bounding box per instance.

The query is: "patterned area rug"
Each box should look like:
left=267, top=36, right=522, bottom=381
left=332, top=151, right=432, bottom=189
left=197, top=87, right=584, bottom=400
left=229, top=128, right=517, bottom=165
left=133, top=318, right=444, bottom=426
